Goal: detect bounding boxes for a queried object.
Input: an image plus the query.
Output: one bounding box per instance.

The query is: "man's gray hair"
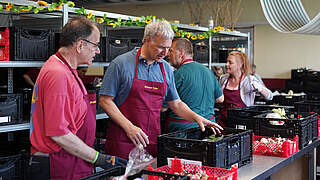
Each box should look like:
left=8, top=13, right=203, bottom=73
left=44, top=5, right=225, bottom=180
left=143, top=20, right=175, bottom=42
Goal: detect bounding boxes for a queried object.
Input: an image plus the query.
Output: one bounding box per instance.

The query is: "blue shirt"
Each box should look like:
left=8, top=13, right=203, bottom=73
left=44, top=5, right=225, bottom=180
left=100, top=48, right=179, bottom=106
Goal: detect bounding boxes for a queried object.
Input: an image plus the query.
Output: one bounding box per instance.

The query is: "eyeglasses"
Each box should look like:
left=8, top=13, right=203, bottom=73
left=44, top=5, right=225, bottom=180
left=81, top=39, right=100, bottom=49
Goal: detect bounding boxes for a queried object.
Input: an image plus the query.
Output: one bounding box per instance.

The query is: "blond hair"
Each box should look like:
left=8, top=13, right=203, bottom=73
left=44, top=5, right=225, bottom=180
left=229, top=51, right=252, bottom=75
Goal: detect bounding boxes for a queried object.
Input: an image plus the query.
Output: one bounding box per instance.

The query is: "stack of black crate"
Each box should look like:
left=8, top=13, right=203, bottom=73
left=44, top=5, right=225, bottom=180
left=106, top=27, right=144, bottom=62
left=288, top=68, right=320, bottom=99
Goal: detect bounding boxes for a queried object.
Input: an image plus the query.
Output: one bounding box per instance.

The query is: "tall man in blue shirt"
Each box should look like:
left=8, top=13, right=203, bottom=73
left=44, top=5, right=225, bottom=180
left=164, top=38, right=224, bottom=133
left=99, top=21, right=223, bottom=159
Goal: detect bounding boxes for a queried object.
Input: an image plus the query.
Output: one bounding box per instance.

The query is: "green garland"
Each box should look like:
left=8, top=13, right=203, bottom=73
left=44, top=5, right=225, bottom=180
left=0, top=0, right=239, bottom=40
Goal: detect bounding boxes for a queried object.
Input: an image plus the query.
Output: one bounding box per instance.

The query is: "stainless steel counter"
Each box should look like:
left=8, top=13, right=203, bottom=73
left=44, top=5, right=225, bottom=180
left=238, top=139, right=320, bottom=180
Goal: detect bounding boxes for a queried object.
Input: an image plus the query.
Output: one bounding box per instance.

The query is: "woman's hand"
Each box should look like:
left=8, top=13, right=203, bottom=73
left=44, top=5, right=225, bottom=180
left=251, top=81, right=263, bottom=92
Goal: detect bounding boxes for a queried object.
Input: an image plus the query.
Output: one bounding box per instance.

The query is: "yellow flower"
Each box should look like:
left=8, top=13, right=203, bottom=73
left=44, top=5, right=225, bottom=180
left=37, top=1, right=48, bottom=6
left=68, top=1, right=75, bottom=7
left=186, top=33, right=191, bottom=38
left=191, top=35, right=197, bottom=40
left=213, top=27, right=219, bottom=32
left=218, top=26, right=225, bottom=31
left=56, top=3, right=64, bottom=10
left=198, top=35, right=204, bottom=40
left=108, top=22, right=115, bottom=26
left=6, top=4, right=12, bottom=12
left=96, top=18, right=104, bottom=24
left=87, top=12, right=92, bottom=19
left=145, top=18, right=151, bottom=24
left=227, top=29, right=231, bottom=32
left=136, top=18, right=140, bottom=21
left=176, top=32, right=181, bottom=37
left=20, top=8, right=30, bottom=12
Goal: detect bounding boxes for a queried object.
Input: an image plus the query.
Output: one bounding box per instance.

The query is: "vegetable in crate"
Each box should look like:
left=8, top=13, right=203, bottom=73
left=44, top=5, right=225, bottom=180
left=207, top=134, right=224, bottom=142
left=266, top=108, right=286, bottom=125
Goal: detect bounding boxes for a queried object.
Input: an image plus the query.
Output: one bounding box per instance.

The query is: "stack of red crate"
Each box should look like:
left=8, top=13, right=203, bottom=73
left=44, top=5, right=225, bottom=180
left=0, top=27, right=9, bottom=61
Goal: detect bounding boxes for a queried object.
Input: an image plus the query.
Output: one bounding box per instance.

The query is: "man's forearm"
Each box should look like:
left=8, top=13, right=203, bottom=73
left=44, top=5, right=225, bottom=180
left=51, top=132, right=96, bottom=163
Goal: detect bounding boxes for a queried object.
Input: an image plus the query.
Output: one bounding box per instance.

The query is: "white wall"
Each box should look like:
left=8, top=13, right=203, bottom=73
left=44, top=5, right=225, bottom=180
left=89, top=0, right=320, bottom=78
left=255, top=25, right=320, bottom=78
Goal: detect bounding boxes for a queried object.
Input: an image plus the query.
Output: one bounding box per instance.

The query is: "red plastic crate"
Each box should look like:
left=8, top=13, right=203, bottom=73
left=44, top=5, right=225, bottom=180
left=0, top=27, right=9, bottom=45
left=150, top=161, right=238, bottom=180
left=252, top=134, right=298, bottom=157
left=0, top=46, right=9, bottom=61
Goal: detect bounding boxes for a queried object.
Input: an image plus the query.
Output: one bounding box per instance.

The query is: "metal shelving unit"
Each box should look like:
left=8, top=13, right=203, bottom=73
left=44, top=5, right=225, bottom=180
left=0, top=0, right=120, bottom=133
left=0, top=61, right=110, bottom=67
left=211, top=30, right=251, bottom=65
left=0, top=123, right=30, bottom=133
left=0, top=1, right=251, bottom=133
left=0, top=113, right=109, bottom=133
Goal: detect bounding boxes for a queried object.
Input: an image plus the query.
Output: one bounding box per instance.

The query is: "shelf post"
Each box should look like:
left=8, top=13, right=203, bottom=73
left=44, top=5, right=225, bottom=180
left=62, top=3, right=69, bottom=26
left=8, top=68, right=13, bottom=93
left=209, top=36, right=212, bottom=70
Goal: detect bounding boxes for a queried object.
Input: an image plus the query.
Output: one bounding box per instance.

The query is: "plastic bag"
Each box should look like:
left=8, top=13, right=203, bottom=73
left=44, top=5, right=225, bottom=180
left=115, top=144, right=155, bottom=180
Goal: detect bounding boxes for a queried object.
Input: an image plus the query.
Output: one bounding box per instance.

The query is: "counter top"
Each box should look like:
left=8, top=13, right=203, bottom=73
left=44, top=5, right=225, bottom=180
left=238, top=139, right=320, bottom=180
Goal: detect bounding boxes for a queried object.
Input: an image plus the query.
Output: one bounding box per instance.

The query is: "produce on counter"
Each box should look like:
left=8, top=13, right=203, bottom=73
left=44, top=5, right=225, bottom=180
left=253, top=136, right=295, bottom=156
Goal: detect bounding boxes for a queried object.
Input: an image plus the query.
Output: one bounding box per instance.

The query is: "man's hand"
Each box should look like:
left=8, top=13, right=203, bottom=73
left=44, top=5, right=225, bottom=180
left=195, top=115, right=223, bottom=134
left=125, top=124, right=149, bottom=147
left=95, top=154, right=127, bottom=169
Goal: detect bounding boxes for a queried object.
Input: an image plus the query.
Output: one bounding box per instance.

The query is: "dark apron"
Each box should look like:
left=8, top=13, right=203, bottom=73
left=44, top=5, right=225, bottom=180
left=218, top=75, right=246, bottom=128
left=49, top=52, right=96, bottom=180
left=105, top=49, right=167, bottom=159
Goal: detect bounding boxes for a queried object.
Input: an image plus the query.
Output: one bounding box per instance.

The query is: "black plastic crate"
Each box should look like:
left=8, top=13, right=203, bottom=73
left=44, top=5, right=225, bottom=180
left=157, top=127, right=252, bottom=169
left=94, top=36, right=107, bottom=62
left=255, top=112, right=318, bottom=149
left=291, top=68, right=307, bottom=80
left=80, top=166, right=189, bottom=180
left=285, top=79, right=304, bottom=93
left=0, top=94, right=23, bottom=124
left=193, top=44, right=209, bottom=63
left=10, top=27, right=55, bottom=61
left=107, top=36, right=130, bottom=62
left=107, top=27, right=144, bottom=39
left=304, top=81, right=320, bottom=93
left=93, top=87, right=104, bottom=115
left=17, top=88, right=33, bottom=121
left=227, top=105, right=293, bottom=133
left=0, top=154, right=28, bottom=180
left=128, top=38, right=143, bottom=50
left=294, top=100, right=320, bottom=114
left=269, top=94, right=307, bottom=106
left=307, top=93, right=320, bottom=101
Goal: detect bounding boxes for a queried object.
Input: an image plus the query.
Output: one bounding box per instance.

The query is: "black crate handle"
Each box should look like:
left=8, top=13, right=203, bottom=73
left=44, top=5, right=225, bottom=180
left=109, top=37, right=129, bottom=47
left=0, top=101, right=17, bottom=116
left=21, top=29, right=50, bottom=41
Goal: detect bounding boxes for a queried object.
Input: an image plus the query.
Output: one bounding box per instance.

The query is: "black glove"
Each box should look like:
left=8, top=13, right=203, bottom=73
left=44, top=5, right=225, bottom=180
left=94, top=153, right=127, bottom=169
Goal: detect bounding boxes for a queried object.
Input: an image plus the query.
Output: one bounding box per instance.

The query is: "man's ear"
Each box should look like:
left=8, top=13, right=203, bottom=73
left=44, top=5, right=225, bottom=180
left=144, top=36, right=151, bottom=44
left=76, top=40, right=83, bottom=53
left=179, top=49, right=185, bottom=59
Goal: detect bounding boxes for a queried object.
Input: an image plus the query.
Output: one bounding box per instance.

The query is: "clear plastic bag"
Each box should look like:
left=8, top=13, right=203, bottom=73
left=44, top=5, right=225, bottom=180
left=115, top=144, right=155, bottom=180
